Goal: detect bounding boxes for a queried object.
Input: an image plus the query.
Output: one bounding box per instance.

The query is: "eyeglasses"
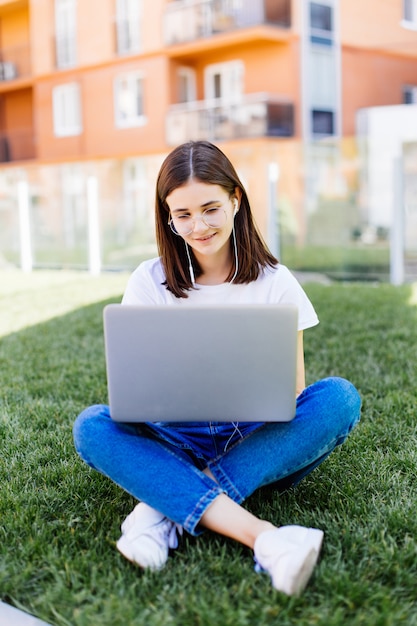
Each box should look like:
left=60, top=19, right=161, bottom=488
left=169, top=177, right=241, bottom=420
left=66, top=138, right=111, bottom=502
left=169, top=207, right=227, bottom=236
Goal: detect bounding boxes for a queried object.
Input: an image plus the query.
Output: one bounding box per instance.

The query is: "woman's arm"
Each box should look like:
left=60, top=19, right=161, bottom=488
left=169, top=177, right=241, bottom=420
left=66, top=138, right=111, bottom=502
left=296, top=330, right=306, bottom=397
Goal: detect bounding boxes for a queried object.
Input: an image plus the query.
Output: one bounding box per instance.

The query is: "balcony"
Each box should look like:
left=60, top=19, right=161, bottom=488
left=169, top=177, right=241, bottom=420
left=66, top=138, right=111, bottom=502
left=164, top=0, right=291, bottom=46
left=0, top=44, right=31, bottom=82
left=166, top=93, right=294, bottom=145
left=0, top=128, right=36, bottom=162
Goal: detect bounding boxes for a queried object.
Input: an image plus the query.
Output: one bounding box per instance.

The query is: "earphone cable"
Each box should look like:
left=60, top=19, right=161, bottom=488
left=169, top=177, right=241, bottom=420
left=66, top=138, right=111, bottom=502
left=185, top=242, right=195, bottom=284
left=229, top=220, right=239, bottom=284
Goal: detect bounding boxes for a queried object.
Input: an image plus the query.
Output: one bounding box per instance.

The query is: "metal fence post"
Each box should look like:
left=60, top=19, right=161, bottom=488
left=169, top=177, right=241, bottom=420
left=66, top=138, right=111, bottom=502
left=17, top=180, right=32, bottom=272
left=268, top=162, right=280, bottom=258
left=87, top=176, right=101, bottom=275
left=390, top=157, right=404, bottom=285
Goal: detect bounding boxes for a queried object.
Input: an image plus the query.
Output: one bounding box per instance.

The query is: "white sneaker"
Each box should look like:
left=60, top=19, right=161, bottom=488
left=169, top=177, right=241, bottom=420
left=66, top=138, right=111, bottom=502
left=254, top=525, right=324, bottom=595
left=116, top=502, right=183, bottom=571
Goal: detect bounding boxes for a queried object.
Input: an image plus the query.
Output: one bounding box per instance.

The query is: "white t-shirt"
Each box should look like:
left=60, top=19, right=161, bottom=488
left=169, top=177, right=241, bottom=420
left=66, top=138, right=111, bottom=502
left=122, top=258, right=319, bottom=332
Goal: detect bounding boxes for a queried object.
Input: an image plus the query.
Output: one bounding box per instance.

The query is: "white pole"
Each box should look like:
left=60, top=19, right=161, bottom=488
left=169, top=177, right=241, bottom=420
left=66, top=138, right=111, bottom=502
left=268, top=162, right=280, bottom=258
left=17, top=180, right=32, bottom=272
left=390, top=157, right=404, bottom=286
left=87, top=176, right=101, bottom=275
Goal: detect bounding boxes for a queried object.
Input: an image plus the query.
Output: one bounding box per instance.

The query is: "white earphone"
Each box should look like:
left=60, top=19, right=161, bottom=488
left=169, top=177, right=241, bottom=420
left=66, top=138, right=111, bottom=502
left=233, top=199, right=238, bottom=216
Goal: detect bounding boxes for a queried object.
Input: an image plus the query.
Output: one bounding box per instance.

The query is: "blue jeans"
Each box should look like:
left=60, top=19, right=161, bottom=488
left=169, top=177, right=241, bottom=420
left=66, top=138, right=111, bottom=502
left=73, top=377, right=361, bottom=536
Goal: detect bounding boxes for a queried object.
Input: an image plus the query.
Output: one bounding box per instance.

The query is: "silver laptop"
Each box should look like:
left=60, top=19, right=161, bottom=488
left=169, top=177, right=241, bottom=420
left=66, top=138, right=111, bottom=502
left=103, top=303, right=298, bottom=423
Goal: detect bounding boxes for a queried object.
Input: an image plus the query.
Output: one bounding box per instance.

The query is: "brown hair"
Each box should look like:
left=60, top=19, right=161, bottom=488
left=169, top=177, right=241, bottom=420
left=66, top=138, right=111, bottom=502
left=155, top=140, right=278, bottom=298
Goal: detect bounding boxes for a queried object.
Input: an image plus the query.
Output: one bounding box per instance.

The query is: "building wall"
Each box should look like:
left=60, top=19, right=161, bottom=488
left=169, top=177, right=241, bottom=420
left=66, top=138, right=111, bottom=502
left=76, top=0, right=114, bottom=67
left=29, top=0, right=53, bottom=76
left=340, top=0, right=417, bottom=50
left=35, top=55, right=171, bottom=160
left=7, top=0, right=415, bottom=163
left=3, top=87, right=32, bottom=128
left=0, top=1, right=414, bottom=149
left=0, top=4, right=29, bottom=47
left=0, top=0, right=416, bottom=276
left=82, top=56, right=170, bottom=157
left=342, top=49, right=417, bottom=135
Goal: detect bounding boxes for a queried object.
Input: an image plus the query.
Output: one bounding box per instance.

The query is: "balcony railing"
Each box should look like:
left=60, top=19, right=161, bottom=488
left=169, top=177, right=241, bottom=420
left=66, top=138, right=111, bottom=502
left=0, top=44, right=31, bottom=81
left=0, top=129, right=36, bottom=162
left=166, top=93, right=294, bottom=145
left=164, top=0, right=291, bottom=45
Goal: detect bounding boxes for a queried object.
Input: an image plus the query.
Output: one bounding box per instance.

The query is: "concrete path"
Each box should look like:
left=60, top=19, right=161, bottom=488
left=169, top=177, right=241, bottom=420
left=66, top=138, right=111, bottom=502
left=0, top=602, right=52, bottom=626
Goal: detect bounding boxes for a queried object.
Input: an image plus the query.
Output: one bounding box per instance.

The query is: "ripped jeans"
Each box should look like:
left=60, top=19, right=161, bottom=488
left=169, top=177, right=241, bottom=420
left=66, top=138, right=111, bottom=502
left=73, top=377, right=361, bottom=535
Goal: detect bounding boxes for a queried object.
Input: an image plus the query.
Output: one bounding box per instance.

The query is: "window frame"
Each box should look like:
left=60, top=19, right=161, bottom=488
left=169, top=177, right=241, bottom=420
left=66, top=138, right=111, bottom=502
left=115, top=0, right=142, bottom=55
left=309, top=0, right=334, bottom=46
left=177, top=67, right=197, bottom=104
left=311, top=108, right=335, bottom=137
left=52, top=82, right=82, bottom=137
left=114, top=71, right=146, bottom=129
left=403, top=84, right=417, bottom=103
left=54, top=0, right=77, bottom=69
left=204, top=60, right=244, bottom=103
left=402, top=0, right=417, bottom=27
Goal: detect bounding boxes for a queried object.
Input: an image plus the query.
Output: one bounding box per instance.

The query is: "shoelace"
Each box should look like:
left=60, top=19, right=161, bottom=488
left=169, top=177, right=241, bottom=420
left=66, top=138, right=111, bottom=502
left=153, top=518, right=183, bottom=550
left=168, top=522, right=183, bottom=549
left=254, top=556, right=269, bottom=574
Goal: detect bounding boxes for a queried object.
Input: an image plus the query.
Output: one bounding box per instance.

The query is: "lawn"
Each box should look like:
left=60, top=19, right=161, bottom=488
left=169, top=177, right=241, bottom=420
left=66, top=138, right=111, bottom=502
left=1, top=270, right=417, bottom=626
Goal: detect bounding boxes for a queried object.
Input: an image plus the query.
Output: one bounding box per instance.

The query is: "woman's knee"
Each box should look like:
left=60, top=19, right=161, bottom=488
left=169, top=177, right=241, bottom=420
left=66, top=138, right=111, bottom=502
left=73, top=404, right=110, bottom=454
left=319, top=376, right=361, bottom=431
left=301, top=376, right=361, bottom=434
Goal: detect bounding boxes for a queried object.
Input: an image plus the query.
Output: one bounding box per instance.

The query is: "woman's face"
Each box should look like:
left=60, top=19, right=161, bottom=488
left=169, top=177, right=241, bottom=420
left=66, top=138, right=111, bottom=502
left=165, top=180, right=239, bottom=265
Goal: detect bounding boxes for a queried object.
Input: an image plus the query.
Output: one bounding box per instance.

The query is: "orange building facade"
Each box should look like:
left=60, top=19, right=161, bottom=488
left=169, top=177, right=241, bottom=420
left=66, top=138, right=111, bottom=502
left=0, top=0, right=416, bottom=272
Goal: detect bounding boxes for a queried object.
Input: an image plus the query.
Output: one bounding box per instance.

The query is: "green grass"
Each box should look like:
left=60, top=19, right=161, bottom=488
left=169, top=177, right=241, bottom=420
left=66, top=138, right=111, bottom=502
left=1, top=271, right=417, bottom=626
left=281, top=245, right=390, bottom=280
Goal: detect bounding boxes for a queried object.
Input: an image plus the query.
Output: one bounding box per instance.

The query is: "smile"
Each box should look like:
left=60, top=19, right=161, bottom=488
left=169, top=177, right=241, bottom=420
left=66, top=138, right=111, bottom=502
left=194, top=233, right=216, bottom=242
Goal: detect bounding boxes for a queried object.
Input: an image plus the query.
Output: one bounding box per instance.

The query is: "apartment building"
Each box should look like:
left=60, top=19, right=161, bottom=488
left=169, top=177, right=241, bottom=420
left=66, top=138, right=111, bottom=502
left=0, top=0, right=416, bottom=272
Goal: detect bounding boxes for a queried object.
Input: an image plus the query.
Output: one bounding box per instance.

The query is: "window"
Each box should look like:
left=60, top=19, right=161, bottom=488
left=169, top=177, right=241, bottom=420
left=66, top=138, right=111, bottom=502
left=309, top=47, right=337, bottom=107
left=311, top=109, right=334, bottom=136
left=310, top=2, right=333, bottom=45
left=178, top=67, right=196, bottom=104
left=403, top=85, right=417, bottom=103
left=116, top=0, right=142, bottom=55
left=52, top=83, right=82, bottom=137
left=55, top=0, right=76, bottom=68
left=114, top=72, right=146, bottom=128
left=205, top=61, right=244, bottom=102
left=403, top=0, right=417, bottom=23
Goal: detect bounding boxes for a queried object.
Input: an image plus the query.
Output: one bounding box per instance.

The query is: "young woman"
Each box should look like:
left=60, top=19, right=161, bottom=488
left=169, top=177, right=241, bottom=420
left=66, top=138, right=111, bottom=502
left=73, top=141, right=361, bottom=596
